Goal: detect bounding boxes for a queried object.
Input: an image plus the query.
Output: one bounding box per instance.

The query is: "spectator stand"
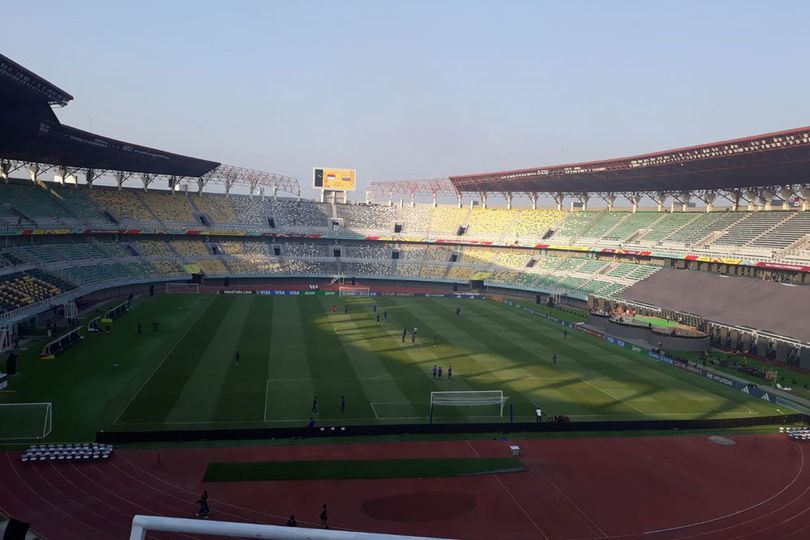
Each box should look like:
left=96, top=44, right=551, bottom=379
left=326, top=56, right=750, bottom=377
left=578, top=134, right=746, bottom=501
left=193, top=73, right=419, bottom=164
left=21, top=442, right=113, bottom=464
left=40, top=326, right=82, bottom=359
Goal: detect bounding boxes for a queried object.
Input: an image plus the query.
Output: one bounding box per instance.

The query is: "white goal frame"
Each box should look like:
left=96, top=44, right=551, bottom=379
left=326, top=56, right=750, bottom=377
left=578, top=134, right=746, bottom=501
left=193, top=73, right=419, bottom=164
left=339, top=285, right=372, bottom=297
left=165, top=283, right=200, bottom=294
left=130, top=515, right=454, bottom=540
left=0, top=402, right=53, bottom=440
left=430, top=390, right=508, bottom=417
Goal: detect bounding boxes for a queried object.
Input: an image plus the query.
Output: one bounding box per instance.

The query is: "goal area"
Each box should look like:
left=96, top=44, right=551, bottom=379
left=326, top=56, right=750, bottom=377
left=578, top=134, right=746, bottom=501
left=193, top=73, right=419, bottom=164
left=165, top=283, right=200, bottom=294
left=430, top=390, right=508, bottom=419
left=0, top=402, right=52, bottom=440
left=339, top=285, right=372, bottom=297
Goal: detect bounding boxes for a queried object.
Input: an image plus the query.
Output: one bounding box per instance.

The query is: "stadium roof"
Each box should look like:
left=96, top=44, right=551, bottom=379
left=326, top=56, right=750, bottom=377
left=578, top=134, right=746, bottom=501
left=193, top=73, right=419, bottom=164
left=449, top=127, right=810, bottom=194
left=0, top=54, right=73, bottom=106
left=0, top=53, right=219, bottom=178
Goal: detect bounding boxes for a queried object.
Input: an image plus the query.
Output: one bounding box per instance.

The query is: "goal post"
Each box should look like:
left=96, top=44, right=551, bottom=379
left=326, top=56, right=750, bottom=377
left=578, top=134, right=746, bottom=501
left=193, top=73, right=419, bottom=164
left=130, top=514, right=453, bottom=540
left=0, top=402, right=53, bottom=440
left=165, top=283, right=200, bottom=294
left=338, top=285, right=372, bottom=297
left=430, top=390, right=508, bottom=421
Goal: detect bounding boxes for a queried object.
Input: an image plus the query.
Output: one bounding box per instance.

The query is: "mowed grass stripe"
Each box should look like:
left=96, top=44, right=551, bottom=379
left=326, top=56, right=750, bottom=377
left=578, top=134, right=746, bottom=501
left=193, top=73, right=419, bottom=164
left=396, top=298, right=580, bottom=418
left=476, top=300, right=767, bottom=416
left=368, top=296, right=504, bottom=420
left=117, top=295, right=225, bottom=425
left=316, top=297, right=416, bottom=420
left=166, top=296, right=255, bottom=423
left=211, top=297, right=274, bottom=422
left=265, top=297, right=318, bottom=423
left=473, top=300, right=735, bottom=415
left=338, top=298, right=482, bottom=422
left=465, top=300, right=668, bottom=416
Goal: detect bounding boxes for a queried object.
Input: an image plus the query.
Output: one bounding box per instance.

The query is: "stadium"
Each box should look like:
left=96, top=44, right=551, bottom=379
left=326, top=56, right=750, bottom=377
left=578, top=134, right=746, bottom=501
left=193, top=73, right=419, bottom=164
left=2, top=43, right=810, bottom=540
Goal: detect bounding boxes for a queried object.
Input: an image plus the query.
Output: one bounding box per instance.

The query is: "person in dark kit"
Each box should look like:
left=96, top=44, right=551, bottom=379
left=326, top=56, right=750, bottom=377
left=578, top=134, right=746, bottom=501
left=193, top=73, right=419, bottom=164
left=235, top=351, right=240, bottom=366
left=308, top=417, right=316, bottom=428
left=331, top=305, right=336, bottom=313
left=401, top=327, right=407, bottom=343
left=432, top=364, right=437, bottom=380
left=152, top=320, right=159, bottom=331
left=340, top=396, right=346, bottom=415
left=437, top=366, right=443, bottom=380
left=552, top=353, right=557, bottom=366
left=563, top=329, right=568, bottom=339
left=128, top=293, right=133, bottom=308
left=373, top=304, right=377, bottom=313
left=320, top=504, right=329, bottom=528
left=456, top=306, right=461, bottom=316
left=448, top=365, right=453, bottom=380
left=311, top=396, right=319, bottom=415
left=344, top=305, right=348, bottom=314
left=196, top=490, right=210, bottom=519
left=383, top=311, right=388, bottom=320
left=137, top=323, right=142, bottom=336
left=287, top=515, right=297, bottom=527
left=376, top=313, right=380, bottom=325
left=411, top=331, right=416, bottom=344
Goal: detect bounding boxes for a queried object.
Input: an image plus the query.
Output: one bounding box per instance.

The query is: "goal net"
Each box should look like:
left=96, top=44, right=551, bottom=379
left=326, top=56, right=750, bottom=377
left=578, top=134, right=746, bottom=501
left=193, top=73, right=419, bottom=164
left=0, top=402, right=53, bottom=440
left=430, top=391, right=508, bottom=418
left=166, top=283, right=200, bottom=294
left=339, top=286, right=372, bottom=297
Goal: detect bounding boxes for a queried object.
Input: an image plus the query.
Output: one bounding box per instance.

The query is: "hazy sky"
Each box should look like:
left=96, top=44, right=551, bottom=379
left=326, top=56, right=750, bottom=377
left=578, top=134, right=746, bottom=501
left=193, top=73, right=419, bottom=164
left=4, top=0, right=810, bottom=199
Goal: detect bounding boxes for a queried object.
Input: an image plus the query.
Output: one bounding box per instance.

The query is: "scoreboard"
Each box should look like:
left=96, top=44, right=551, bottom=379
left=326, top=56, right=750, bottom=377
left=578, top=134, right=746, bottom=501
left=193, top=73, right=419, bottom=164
left=313, top=167, right=356, bottom=192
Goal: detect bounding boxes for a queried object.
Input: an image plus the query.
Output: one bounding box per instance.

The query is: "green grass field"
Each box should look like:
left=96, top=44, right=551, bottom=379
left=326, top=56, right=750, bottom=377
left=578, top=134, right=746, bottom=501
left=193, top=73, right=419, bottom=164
left=0, top=294, right=787, bottom=441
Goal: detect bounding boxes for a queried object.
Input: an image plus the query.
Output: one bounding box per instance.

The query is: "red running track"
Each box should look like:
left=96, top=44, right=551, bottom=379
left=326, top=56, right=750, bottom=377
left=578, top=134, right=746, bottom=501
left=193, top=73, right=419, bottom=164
left=0, top=434, right=807, bottom=539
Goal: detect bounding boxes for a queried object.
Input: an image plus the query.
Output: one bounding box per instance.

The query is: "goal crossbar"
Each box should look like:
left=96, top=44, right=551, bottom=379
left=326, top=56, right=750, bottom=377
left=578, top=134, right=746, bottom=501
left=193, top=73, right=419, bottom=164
left=0, top=402, right=53, bottom=440
left=165, top=283, right=200, bottom=294
left=339, top=286, right=372, bottom=297
left=430, top=390, right=508, bottom=416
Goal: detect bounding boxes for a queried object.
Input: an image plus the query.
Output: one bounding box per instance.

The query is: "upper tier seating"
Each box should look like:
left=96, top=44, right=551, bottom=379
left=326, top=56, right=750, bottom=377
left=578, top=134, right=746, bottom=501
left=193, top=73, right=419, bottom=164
left=430, top=207, right=469, bottom=235
left=190, top=193, right=239, bottom=225
left=639, top=212, right=699, bottom=243
left=138, top=191, right=197, bottom=224
left=713, top=212, right=789, bottom=247
left=602, top=212, right=663, bottom=241
left=466, top=209, right=512, bottom=238
left=749, top=212, right=810, bottom=249
left=0, top=183, right=77, bottom=226
left=509, top=209, right=565, bottom=240
left=663, top=212, right=747, bottom=245
left=269, top=199, right=330, bottom=228
left=87, top=188, right=154, bottom=223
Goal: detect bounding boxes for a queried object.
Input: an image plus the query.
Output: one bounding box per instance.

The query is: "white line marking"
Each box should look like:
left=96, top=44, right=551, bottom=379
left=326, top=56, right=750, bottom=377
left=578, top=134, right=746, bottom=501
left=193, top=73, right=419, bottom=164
left=370, top=402, right=380, bottom=419
left=579, top=378, right=648, bottom=416
left=495, top=473, right=550, bottom=539
left=263, top=379, right=271, bottom=422
left=113, top=296, right=214, bottom=425
left=643, top=443, right=805, bottom=535
left=528, top=462, right=608, bottom=538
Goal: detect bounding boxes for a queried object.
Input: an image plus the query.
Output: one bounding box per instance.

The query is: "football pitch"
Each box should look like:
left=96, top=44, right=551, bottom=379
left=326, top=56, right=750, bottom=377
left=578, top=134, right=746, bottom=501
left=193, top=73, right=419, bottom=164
left=1, top=294, right=786, bottom=440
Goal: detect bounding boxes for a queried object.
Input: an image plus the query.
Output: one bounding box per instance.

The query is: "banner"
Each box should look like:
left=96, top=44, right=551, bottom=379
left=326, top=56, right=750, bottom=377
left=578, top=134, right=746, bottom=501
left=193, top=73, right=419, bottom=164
left=755, top=261, right=810, bottom=272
